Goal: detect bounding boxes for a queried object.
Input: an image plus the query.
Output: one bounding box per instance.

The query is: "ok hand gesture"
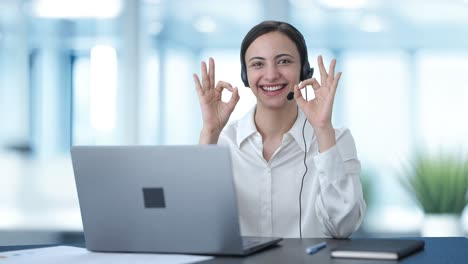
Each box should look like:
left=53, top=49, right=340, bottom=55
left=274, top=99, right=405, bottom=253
left=294, top=55, right=342, bottom=130
left=294, top=55, right=342, bottom=152
left=193, top=58, right=240, bottom=143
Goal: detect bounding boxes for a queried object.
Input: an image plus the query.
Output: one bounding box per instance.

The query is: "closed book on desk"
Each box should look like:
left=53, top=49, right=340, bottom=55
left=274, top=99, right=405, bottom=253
left=330, top=239, right=425, bottom=260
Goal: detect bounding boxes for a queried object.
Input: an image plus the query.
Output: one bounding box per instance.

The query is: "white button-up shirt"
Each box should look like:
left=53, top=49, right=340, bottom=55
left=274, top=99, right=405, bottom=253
left=218, top=107, right=366, bottom=238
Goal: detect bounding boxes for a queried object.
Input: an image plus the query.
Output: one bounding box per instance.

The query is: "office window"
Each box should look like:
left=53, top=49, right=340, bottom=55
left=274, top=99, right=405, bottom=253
left=341, top=51, right=412, bottom=166
left=163, top=49, right=198, bottom=144
left=0, top=33, right=30, bottom=151
left=72, top=56, right=91, bottom=145
left=139, top=53, right=160, bottom=144
left=341, top=51, right=419, bottom=233
left=0, top=47, right=8, bottom=145
left=416, top=51, right=468, bottom=153
left=29, top=49, right=72, bottom=156
left=72, top=45, right=118, bottom=145
left=90, top=45, right=117, bottom=137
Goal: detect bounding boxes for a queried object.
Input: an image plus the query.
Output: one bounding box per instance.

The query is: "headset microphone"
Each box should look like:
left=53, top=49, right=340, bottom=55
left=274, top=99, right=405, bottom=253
left=287, top=91, right=294, bottom=101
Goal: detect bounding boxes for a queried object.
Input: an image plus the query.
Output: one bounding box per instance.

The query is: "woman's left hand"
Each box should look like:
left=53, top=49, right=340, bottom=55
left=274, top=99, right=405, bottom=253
left=294, top=55, right=342, bottom=131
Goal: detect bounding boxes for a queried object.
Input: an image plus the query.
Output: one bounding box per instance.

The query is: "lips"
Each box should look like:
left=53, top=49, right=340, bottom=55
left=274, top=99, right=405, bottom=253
left=258, top=83, right=287, bottom=97
left=261, top=85, right=285, bottom=92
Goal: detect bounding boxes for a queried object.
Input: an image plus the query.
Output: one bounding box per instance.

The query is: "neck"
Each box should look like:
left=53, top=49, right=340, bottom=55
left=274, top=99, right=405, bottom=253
left=254, top=103, right=298, bottom=138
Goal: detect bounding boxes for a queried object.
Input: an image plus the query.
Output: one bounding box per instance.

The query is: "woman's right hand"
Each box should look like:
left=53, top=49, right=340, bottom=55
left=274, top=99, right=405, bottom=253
left=193, top=57, right=240, bottom=144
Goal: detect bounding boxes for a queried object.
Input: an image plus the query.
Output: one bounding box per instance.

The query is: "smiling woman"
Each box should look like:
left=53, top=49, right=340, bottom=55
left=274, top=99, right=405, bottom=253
left=193, top=20, right=366, bottom=239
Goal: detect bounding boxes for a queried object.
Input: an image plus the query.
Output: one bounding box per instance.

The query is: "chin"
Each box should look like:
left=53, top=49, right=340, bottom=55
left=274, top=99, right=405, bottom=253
left=257, top=97, right=291, bottom=110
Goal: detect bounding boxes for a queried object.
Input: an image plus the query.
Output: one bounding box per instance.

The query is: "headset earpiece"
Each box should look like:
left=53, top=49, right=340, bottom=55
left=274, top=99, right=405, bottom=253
left=300, top=61, right=313, bottom=81
left=241, top=64, right=249, bottom=87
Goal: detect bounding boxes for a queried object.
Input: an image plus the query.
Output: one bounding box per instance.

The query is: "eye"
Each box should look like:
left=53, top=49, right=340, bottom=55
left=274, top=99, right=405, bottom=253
left=278, top=59, right=292, bottom=64
left=250, top=61, right=263, bottom=68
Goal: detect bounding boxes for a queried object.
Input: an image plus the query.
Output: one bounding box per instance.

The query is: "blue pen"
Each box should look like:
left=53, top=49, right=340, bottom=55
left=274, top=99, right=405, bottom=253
left=306, top=242, right=327, bottom=254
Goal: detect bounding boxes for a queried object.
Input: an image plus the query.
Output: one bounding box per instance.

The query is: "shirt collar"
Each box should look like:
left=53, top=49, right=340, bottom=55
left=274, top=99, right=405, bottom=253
left=287, top=108, right=314, bottom=153
left=236, top=107, right=258, bottom=148
left=236, top=106, right=314, bottom=152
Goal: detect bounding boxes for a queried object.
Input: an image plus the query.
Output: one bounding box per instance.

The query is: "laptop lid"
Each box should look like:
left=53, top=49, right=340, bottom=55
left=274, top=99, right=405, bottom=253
left=71, top=145, right=246, bottom=255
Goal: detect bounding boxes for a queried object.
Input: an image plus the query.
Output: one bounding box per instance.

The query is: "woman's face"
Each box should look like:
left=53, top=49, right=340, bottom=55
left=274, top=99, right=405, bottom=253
left=245, top=31, right=302, bottom=110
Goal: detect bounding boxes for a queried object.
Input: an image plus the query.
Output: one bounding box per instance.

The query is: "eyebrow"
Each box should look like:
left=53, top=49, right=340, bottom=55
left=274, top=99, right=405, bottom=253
left=247, top=53, right=294, bottom=62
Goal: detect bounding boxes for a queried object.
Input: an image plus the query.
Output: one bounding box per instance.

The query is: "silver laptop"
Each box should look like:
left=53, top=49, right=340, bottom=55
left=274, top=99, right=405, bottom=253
left=71, top=145, right=282, bottom=256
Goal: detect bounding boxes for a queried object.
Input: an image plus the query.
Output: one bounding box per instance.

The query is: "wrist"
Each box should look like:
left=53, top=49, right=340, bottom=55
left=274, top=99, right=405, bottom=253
left=201, top=126, right=222, bottom=136
left=312, top=122, right=334, bottom=135
left=311, top=121, right=335, bottom=134
left=199, top=127, right=221, bottom=144
left=313, top=125, right=336, bottom=152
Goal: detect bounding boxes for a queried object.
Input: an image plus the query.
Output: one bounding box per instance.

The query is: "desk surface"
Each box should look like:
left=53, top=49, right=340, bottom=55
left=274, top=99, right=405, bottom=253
left=1, top=237, right=467, bottom=264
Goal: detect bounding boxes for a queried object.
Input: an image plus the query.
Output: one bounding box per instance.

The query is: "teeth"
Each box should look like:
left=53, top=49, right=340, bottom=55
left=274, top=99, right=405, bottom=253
left=262, top=85, right=283, bottom=91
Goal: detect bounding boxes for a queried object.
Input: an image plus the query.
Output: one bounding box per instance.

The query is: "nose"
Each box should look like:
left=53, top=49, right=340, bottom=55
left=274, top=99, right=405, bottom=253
left=263, top=64, right=281, bottom=82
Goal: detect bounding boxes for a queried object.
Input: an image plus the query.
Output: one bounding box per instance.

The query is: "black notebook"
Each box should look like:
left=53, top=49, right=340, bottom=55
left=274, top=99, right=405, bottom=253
left=330, top=239, right=425, bottom=260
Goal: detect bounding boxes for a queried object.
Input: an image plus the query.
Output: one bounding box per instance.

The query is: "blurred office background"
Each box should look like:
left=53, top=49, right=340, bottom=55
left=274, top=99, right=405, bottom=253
left=1, top=0, right=468, bottom=245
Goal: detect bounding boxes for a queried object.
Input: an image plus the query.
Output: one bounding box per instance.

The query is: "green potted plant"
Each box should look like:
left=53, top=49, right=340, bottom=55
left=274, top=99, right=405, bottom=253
left=399, top=152, right=468, bottom=236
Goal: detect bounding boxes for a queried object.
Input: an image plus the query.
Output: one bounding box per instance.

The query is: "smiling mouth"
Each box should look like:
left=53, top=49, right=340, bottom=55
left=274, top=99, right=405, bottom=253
left=260, top=84, right=286, bottom=92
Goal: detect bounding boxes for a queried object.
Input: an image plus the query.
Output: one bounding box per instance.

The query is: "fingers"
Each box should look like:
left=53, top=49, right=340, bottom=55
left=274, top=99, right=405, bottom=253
left=215, top=81, right=233, bottom=93
left=195, top=58, right=240, bottom=109
left=214, top=81, right=240, bottom=108
left=209, top=57, right=215, bottom=89
left=298, top=78, right=320, bottom=91
left=311, top=78, right=320, bottom=90
left=201, top=61, right=210, bottom=92
left=331, top=72, right=342, bottom=97
left=294, top=84, right=306, bottom=108
left=200, top=58, right=216, bottom=92
left=317, top=55, right=328, bottom=84
left=318, top=56, right=341, bottom=89
left=328, top=59, right=336, bottom=84
left=193, top=74, right=203, bottom=96
left=227, top=87, right=240, bottom=109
